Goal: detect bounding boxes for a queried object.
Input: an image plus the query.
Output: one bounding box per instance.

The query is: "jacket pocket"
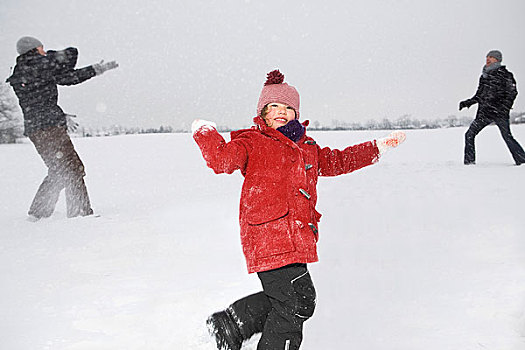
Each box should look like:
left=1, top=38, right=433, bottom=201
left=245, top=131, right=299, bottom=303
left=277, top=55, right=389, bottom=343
left=246, top=201, right=289, bottom=225
left=242, top=177, right=288, bottom=225
left=241, top=178, right=295, bottom=258
left=246, top=214, right=295, bottom=258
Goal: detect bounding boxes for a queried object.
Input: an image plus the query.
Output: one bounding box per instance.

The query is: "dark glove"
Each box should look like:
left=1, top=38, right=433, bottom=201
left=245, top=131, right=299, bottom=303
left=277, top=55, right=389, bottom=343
left=93, top=60, right=119, bottom=75
left=459, top=99, right=475, bottom=111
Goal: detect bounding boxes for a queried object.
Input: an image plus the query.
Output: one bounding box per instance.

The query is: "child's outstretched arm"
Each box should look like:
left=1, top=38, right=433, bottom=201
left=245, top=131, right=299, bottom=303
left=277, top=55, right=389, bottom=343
left=192, top=119, right=250, bottom=174
left=317, top=131, right=406, bottom=176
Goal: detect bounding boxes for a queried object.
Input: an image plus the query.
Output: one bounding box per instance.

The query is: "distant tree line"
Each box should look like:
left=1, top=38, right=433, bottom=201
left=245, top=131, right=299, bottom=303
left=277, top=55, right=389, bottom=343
left=76, top=111, right=525, bottom=137
left=2, top=83, right=525, bottom=143
left=81, top=124, right=176, bottom=137
left=308, top=112, right=525, bottom=131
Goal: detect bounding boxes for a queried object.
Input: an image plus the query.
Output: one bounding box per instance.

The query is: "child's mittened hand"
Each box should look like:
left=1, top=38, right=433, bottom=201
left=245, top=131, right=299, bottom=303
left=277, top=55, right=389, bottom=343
left=191, top=119, right=217, bottom=134
left=376, top=131, right=406, bottom=155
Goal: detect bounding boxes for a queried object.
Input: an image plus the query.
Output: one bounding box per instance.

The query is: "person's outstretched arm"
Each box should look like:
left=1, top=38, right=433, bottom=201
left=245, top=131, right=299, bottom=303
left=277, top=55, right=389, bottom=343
left=51, top=48, right=118, bottom=86
left=192, top=119, right=251, bottom=175
left=317, top=131, right=406, bottom=177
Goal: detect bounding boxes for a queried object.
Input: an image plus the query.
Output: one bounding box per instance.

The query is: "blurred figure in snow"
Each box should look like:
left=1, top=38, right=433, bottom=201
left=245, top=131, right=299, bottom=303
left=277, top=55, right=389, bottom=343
left=459, top=50, right=525, bottom=165
left=6, top=36, right=118, bottom=220
left=192, top=69, right=406, bottom=350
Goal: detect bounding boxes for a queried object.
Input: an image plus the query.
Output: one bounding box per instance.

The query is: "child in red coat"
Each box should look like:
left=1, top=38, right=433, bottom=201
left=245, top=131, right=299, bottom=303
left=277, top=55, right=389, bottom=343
left=193, top=70, right=405, bottom=350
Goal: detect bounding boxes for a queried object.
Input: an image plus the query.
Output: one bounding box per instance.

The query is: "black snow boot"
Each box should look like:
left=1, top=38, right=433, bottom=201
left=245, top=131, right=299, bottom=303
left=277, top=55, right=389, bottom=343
left=206, top=308, right=243, bottom=350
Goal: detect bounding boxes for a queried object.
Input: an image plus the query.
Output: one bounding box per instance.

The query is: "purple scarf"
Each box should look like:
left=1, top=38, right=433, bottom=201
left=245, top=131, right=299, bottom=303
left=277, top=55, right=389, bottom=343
left=277, top=119, right=305, bottom=142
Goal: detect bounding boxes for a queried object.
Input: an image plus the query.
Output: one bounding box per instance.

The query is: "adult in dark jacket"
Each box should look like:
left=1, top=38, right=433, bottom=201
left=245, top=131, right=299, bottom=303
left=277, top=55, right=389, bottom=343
left=6, top=36, right=118, bottom=220
left=459, top=50, right=525, bottom=165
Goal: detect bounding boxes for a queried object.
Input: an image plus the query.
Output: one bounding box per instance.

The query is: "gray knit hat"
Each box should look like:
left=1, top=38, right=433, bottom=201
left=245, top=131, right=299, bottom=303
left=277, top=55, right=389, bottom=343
left=486, top=50, right=503, bottom=62
left=16, top=36, right=43, bottom=55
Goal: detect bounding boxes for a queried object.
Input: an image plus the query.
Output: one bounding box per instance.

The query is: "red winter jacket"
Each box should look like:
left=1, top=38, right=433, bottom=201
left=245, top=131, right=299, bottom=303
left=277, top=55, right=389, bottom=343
left=194, top=117, right=380, bottom=273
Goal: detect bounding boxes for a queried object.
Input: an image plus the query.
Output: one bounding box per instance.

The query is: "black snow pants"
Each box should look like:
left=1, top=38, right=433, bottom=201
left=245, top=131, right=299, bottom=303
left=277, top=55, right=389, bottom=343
left=464, top=112, right=525, bottom=165
left=229, top=263, right=316, bottom=350
left=28, top=126, right=93, bottom=218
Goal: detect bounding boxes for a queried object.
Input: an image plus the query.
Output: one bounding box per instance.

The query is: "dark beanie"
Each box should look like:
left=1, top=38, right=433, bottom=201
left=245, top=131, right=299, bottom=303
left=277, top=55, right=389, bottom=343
left=486, top=50, right=503, bottom=62
left=16, top=36, right=43, bottom=55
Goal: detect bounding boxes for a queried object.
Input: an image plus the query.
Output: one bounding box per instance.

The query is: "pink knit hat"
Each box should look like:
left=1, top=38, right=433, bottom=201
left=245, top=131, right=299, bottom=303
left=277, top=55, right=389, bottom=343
left=257, top=70, right=300, bottom=119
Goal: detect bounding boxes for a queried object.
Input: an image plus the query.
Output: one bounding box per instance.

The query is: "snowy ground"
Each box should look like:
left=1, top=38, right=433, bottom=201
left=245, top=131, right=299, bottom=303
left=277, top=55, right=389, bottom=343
left=1, top=125, right=524, bottom=350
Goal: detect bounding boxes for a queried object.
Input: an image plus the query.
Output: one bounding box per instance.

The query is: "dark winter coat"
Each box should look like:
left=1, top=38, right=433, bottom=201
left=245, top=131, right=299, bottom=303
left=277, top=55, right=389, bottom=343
left=467, top=66, right=518, bottom=119
left=6, top=48, right=96, bottom=136
left=194, top=116, right=380, bottom=273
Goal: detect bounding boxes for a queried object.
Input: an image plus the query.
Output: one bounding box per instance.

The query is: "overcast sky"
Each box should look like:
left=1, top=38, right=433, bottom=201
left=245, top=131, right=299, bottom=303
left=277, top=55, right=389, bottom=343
left=1, top=0, right=525, bottom=130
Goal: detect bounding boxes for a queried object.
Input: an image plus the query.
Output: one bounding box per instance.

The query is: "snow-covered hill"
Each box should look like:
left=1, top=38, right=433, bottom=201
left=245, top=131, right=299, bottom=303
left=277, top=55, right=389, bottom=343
left=1, top=126, right=524, bottom=350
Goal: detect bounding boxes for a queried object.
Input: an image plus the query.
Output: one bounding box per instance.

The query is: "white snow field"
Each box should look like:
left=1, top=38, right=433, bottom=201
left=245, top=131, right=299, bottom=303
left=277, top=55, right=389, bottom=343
left=1, top=125, right=524, bottom=350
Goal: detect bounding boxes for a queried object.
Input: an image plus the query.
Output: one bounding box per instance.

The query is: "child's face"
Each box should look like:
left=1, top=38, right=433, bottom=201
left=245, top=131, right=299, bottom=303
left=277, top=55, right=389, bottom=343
left=262, top=103, right=296, bottom=129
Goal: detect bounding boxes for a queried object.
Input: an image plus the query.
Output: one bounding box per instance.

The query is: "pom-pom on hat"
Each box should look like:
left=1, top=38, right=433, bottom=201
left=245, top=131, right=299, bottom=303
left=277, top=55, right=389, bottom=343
left=257, top=69, right=300, bottom=119
left=16, top=36, right=43, bottom=55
